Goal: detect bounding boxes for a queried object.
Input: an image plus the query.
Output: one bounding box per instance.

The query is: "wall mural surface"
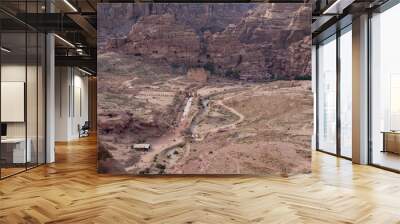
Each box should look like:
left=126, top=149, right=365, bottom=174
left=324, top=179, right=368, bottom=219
left=97, top=3, right=313, bottom=176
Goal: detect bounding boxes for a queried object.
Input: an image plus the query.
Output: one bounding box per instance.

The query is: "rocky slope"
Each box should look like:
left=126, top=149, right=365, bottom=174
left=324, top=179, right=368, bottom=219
left=125, top=13, right=201, bottom=66
left=207, top=4, right=311, bottom=80
left=99, top=3, right=311, bottom=81
left=98, top=3, right=256, bottom=37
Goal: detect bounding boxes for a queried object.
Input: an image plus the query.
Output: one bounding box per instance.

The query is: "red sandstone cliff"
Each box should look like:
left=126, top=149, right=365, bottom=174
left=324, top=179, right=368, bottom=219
left=98, top=3, right=311, bottom=81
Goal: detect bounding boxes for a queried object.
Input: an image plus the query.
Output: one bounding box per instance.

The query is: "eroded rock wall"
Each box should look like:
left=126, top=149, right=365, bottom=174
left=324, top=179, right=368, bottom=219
left=99, top=3, right=311, bottom=81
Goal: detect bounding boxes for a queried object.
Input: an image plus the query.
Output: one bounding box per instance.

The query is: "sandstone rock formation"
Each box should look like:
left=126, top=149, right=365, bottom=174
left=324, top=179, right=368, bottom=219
left=99, top=3, right=311, bottom=81
left=206, top=4, right=311, bottom=80
left=187, top=68, right=209, bottom=83
left=97, top=3, right=313, bottom=175
left=98, top=3, right=256, bottom=38
left=105, top=37, right=127, bottom=50
left=124, top=14, right=201, bottom=66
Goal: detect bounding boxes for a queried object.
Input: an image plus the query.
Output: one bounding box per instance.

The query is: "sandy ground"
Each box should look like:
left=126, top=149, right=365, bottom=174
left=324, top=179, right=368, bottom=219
left=97, top=56, right=312, bottom=176
left=100, top=72, right=312, bottom=175
left=167, top=80, right=313, bottom=176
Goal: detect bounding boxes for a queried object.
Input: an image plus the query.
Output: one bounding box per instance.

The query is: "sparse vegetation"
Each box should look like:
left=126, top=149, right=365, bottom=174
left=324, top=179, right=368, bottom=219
left=171, top=63, right=189, bottom=74
left=153, top=154, right=159, bottom=162
left=171, top=63, right=181, bottom=70
left=203, top=62, right=216, bottom=74
left=98, top=4, right=312, bottom=176
left=225, top=69, right=241, bottom=80
left=294, top=75, right=311, bottom=80
left=139, top=168, right=150, bottom=174
left=156, top=163, right=166, bottom=170
left=183, top=128, right=192, bottom=136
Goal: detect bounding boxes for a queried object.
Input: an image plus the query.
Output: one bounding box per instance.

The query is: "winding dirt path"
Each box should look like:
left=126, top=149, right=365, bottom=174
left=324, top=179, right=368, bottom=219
left=192, top=87, right=251, bottom=141
left=193, top=99, right=245, bottom=141
left=125, top=85, right=250, bottom=173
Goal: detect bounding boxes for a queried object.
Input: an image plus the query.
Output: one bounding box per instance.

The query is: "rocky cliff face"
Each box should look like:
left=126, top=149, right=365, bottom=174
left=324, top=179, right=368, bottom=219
left=98, top=3, right=255, bottom=39
left=99, top=3, right=311, bottom=81
left=206, top=4, right=311, bottom=80
left=124, top=14, right=201, bottom=66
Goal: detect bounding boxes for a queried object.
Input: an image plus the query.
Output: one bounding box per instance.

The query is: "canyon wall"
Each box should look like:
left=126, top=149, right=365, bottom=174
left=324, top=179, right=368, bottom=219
left=98, top=3, right=311, bottom=81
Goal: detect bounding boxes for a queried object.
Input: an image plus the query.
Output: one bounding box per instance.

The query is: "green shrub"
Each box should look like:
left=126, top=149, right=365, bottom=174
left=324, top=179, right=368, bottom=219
left=171, top=63, right=180, bottom=69
left=294, top=75, right=311, bottom=80
left=203, top=62, right=215, bottom=74
left=156, top=163, right=166, bottom=170
left=225, top=69, right=241, bottom=80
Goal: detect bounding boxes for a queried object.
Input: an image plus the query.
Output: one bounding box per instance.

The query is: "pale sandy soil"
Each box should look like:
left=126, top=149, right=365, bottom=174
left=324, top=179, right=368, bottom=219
left=98, top=63, right=313, bottom=176
left=167, top=80, right=313, bottom=176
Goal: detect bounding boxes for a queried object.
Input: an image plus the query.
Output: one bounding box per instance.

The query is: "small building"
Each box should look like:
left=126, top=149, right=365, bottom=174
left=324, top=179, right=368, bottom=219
left=133, top=144, right=151, bottom=151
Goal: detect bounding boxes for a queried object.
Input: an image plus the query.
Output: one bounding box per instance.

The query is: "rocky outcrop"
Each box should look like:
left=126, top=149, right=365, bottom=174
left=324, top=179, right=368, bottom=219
left=98, top=3, right=256, bottom=37
left=123, top=14, right=201, bottom=66
left=105, top=37, right=127, bottom=49
left=206, top=4, right=311, bottom=80
left=98, top=110, right=172, bottom=146
left=99, top=3, right=311, bottom=81
left=187, top=68, right=209, bottom=83
left=286, top=36, right=312, bottom=79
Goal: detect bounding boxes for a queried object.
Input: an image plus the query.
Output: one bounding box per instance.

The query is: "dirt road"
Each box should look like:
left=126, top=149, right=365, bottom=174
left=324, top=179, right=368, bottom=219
left=191, top=87, right=251, bottom=141
left=125, top=96, right=193, bottom=172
